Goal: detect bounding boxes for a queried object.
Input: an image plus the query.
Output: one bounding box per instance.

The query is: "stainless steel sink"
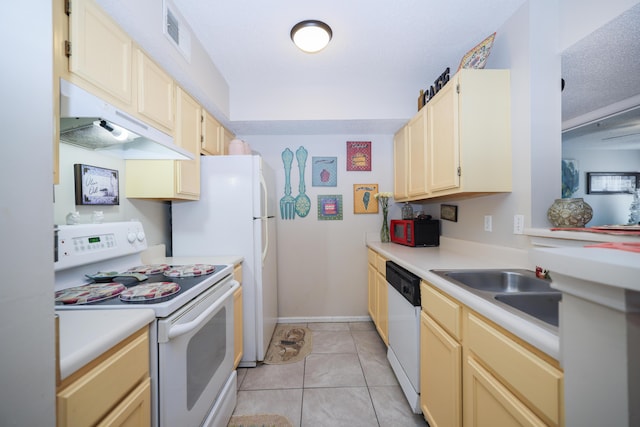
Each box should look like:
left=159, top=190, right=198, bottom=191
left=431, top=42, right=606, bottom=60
left=434, top=269, right=553, bottom=293
left=431, top=269, right=561, bottom=329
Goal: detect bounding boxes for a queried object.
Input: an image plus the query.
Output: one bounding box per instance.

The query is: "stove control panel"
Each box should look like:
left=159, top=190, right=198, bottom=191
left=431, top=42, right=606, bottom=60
left=55, top=221, right=148, bottom=271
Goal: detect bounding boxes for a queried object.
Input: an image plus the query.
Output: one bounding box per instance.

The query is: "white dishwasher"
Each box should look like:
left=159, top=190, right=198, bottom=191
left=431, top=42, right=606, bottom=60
left=386, top=261, right=422, bottom=414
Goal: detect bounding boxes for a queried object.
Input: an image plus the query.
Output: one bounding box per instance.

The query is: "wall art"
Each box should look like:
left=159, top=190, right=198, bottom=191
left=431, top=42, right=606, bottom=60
left=346, top=141, right=371, bottom=171
left=312, top=157, right=337, bottom=187
left=353, top=184, right=379, bottom=214
left=440, top=204, right=458, bottom=222
left=74, top=164, right=119, bottom=205
left=457, top=32, right=496, bottom=71
left=587, top=172, right=640, bottom=194
left=317, top=195, right=343, bottom=220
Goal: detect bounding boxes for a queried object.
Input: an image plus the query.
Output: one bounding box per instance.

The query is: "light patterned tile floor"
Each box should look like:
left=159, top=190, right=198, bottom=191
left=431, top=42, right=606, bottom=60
left=233, top=321, right=428, bottom=427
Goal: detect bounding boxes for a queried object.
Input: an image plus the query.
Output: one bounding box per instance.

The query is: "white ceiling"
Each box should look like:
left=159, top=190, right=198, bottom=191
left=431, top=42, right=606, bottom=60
left=172, top=0, right=527, bottom=134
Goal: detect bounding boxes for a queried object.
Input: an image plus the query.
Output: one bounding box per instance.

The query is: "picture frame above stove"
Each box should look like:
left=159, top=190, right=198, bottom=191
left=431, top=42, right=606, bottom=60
left=74, top=163, right=120, bottom=205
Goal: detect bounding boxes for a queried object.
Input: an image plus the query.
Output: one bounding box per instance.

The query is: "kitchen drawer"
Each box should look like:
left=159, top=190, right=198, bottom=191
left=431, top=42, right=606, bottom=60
left=465, top=312, right=563, bottom=426
left=368, top=248, right=377, bottom=266
left=376, top=254, right=387, bottom=276
left=57, top=328, right=149, bottom=427
left=421, top=281, right=462, bottom=340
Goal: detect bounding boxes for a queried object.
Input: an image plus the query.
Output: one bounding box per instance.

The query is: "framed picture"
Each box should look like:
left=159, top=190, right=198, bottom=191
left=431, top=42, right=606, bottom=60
left=586, top=172, right=639, bottom=194
left=317, top=195, right=343, bottom=220
left=74, top=164, right=119, bottom=205
left=353, top=184, right=379, bottom=214
left=440, top=204, right=458, bottom=222
left=312, top=157, right=337, bottom=186
left=346, top=141, right=371, bottom=171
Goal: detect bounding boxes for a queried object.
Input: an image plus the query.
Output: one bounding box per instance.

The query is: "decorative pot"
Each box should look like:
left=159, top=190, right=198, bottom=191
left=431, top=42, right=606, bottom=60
left=547, top=198, right=593, bottom=228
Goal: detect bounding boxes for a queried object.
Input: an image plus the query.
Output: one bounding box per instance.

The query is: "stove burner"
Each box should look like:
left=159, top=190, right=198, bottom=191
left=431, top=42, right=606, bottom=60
left=163, top=264, right=216, bottom=278
left=119, top=282, right=181, bottom=303
left=126, top=264, right=170, bottom=275
left=55, top=282, right=126, bottom=305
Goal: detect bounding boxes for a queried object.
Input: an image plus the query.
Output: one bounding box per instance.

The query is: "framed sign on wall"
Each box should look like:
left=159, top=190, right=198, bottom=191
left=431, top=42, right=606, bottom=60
left=74, top=164, right=119, bottom=205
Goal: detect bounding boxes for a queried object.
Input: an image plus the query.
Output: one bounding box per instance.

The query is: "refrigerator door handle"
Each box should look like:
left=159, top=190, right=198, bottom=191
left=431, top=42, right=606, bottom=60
left=259, top=173, right=269, bottom=266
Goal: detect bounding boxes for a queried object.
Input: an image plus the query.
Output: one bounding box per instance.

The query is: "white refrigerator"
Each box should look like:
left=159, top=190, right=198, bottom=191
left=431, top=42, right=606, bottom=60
left=171, top=155, right=278, bottom=367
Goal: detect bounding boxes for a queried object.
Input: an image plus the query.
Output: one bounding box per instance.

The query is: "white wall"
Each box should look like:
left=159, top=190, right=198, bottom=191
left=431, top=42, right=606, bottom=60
left=54, top=144, right=171, bottom=250
left=0, top=1, right=56, bottom=425
left=245, top=135, right=398, bottom=318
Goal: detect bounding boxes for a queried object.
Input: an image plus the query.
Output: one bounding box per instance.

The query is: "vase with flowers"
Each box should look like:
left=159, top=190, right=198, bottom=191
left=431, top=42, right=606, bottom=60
left=374, top=192, right=393, bottom=242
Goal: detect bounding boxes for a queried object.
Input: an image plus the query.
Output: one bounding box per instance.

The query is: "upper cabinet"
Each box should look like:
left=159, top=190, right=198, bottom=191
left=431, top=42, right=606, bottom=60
left=136, top=50, right=174, bottom=134
left=67, top=0, right=133, bottom=107
left=202, top=111, right=235, bottom=156
left=394, top=69, right=511, bottom=202
left=125, top=86, right=201, bottom=200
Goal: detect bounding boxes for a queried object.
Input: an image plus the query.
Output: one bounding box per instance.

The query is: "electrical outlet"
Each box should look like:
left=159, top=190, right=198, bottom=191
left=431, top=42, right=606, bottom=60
left=484, top=215, right=492, bottom=232
left=514, top=214, right=525, bottom=234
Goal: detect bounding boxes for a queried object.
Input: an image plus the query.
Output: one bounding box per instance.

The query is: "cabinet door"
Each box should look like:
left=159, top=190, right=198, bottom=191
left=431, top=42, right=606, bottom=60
left=137, top=50, right=174, bottom=133
left=175, top=87, right=201, bottom=197
left=201, top=111, right=223, bottom=155
left=368, top=263, right=377, bottom=321
left=376, top=269, right=388, bottom=345
left=97, top=378, right=151, bottom=427
left=421, top=312, right=462, bottom=427
left=221, top=126, right=235, bottom=155
left=393, top=126, right=409, bottom=199
left=465, top=356, right=547, bottom=427
left=407, top=108, right=429, bottom=196
left=68, top=0, right=132, bottom=105
left=233, top=286, right=243, bottom=369
left=427, top=77, right=460, bottom=192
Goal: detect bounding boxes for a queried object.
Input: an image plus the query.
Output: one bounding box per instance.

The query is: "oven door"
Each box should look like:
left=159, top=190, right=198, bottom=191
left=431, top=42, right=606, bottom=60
left=157, top=278, right=239, bottom=427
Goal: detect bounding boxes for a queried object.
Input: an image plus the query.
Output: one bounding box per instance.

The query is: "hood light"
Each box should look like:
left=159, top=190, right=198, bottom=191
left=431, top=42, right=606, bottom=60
left=95, top=120, right=129, bottom=142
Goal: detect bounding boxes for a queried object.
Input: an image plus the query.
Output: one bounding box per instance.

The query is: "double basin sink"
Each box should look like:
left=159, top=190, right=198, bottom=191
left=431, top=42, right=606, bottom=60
left=431, top=269, right=560, bottom=329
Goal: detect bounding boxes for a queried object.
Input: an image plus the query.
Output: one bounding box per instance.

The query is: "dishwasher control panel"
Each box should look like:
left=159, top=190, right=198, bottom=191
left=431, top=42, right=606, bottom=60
left=386, top=261, right=421, bottom=306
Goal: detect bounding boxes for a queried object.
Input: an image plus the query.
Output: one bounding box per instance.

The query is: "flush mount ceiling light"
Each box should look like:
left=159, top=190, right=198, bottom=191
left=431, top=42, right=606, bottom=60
left=290, top=20, right=332, bottom=53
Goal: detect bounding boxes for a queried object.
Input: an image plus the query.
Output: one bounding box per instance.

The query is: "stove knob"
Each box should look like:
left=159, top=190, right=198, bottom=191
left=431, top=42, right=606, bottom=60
left=137, top=231, right=145, bottom=242
left=127, top=232, right=136, bottom=243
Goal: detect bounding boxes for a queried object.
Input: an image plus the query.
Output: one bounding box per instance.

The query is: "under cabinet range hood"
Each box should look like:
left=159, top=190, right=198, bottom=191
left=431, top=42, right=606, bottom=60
left=59, top=79, right=193, bottom=160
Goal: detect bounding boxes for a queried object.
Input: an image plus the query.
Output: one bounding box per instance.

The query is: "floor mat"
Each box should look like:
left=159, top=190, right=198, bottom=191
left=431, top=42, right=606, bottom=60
left=263, top=324, right=312, bottom=364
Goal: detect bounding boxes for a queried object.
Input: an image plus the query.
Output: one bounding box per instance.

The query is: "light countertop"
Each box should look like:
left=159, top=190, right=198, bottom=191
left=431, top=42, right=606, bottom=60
left=367, top=238, right=560, bottom=360
left=56, top=309, right=155, bottom=381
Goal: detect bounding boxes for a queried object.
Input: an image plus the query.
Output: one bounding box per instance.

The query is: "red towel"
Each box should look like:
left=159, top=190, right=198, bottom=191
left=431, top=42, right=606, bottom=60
left=584, top=242, right=640, bottom=253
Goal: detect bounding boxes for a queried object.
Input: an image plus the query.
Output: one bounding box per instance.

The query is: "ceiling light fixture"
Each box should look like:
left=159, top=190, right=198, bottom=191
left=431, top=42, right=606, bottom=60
left=290, top=20, right=332, bottom=53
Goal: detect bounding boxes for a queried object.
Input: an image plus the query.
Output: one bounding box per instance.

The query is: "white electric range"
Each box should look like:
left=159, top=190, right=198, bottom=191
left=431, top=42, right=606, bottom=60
left=55, top=221, right=238, bottom=427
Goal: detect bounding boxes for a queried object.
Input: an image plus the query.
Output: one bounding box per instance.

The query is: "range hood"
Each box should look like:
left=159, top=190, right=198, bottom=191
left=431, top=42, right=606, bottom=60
left=59, top=79, right=193, bottom=160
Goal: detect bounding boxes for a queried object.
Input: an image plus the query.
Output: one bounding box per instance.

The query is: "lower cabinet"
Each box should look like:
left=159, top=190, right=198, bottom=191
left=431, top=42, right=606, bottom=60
left=420, top=280, right=564, bottom=427
left=367, top=248, right=388, bottom=345
left=56, top=327, right=150, bottom=427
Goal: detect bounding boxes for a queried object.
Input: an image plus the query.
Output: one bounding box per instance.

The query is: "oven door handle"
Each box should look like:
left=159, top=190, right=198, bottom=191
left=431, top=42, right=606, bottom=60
left=167, top=280, right=239, bottom=340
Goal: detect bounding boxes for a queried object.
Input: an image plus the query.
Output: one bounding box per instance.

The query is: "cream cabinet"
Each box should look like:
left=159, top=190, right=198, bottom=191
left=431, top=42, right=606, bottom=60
left=407, top=107, right=429, bottom=197
left=393, top=69, right=511, bottom=202
left=202, top=111, right=234, bottom=156
left=393, top=125, right=408, bottom=199
left=419, top=280, right=564, bottom=427
left=125, top=86, right=201, bottom=200
left=367, top=249, right=388, bottom=345
left=56, top=327, right=150, bottom=427
left=420, top=281, right=462, bottom=427
left=426, top=69, right=511, bottom=198
left=464, top=312, right=564, bottom=427
left=136, top=49, right=174, bottom=134
left=233, top=264, right=244, bottom=369
left=67, top=0, right=133, bottom=107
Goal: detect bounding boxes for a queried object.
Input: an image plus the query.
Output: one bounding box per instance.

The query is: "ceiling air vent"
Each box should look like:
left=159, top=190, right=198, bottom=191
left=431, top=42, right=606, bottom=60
left=164, top=1, right=191, bottom=61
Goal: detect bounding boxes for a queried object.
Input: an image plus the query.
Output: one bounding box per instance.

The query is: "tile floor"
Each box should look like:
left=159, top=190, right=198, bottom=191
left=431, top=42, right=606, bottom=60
left=234, top=321, right=428, bottom=427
